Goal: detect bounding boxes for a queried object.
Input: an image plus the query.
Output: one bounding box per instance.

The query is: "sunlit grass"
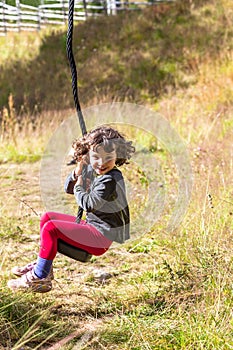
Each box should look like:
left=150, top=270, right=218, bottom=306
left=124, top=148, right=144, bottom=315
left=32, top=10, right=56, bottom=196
left=0, top=143, right=43, bottom=164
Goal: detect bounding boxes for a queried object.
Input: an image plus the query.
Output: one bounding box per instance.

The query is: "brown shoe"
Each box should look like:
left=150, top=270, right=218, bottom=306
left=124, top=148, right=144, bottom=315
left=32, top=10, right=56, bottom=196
left=8, top=270, right=52, bottom=293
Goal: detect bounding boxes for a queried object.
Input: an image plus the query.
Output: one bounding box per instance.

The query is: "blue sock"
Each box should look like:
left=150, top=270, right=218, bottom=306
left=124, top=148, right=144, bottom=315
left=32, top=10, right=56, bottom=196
left=34, top=257, right=53, bottom=279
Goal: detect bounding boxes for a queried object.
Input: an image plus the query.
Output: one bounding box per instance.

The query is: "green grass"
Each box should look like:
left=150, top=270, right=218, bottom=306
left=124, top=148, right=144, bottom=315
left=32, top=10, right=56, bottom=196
left=0, top=0, right=232, bottom=112
left=0, top=0, right=233, bottom=348
left=0, top=143, right=42, bottom=164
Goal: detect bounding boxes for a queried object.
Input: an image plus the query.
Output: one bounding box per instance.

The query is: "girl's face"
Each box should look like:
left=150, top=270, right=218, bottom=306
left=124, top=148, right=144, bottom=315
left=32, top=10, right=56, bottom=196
left=89, top=145, right=116, bottom=175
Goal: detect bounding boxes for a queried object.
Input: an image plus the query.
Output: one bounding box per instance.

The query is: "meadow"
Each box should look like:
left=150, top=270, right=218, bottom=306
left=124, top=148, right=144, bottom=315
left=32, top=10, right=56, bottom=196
left=0, top=0, right=233, bottom=348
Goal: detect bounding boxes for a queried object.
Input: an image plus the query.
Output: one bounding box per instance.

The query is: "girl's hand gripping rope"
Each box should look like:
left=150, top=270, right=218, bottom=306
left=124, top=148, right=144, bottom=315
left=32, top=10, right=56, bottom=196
left=74, top=154, right=89, bottom=187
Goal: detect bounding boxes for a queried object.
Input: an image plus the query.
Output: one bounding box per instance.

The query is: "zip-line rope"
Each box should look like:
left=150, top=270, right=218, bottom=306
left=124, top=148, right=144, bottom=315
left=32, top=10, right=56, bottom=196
left=66, top=0, right=87, bottom=223
left=66, top=0, right=87, bottom=136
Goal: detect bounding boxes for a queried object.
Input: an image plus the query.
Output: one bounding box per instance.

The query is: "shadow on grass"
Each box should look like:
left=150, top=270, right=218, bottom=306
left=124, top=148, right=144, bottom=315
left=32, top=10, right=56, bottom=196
left=0, top=0, right=229, bottom=114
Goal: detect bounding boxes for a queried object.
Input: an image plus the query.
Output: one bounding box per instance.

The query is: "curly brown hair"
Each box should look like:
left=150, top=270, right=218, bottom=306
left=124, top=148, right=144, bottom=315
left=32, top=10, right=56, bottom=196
left=72, top=126, right=135, bottom=166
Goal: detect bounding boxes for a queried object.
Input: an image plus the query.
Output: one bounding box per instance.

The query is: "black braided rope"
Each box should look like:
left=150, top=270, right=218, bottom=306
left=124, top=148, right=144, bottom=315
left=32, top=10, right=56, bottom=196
left=66, top=0, right=87, bottom=223
left=66, top=0, right=87, bottom=136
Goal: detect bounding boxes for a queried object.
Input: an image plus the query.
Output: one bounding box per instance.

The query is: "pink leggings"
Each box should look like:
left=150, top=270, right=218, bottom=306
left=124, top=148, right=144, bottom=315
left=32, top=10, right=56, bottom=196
left=39, top=212, right=112, bottom=260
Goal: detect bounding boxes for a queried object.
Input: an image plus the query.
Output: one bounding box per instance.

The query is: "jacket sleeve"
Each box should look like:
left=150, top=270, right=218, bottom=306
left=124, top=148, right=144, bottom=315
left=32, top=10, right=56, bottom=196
left=74, top=176, right=116, bottom=212
left=64, top=171, right=77, bottom=194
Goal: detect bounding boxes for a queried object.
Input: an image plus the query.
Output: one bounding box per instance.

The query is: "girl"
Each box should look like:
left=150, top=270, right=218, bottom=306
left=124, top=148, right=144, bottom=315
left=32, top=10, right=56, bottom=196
left=8, top=126, right=135, bottom=293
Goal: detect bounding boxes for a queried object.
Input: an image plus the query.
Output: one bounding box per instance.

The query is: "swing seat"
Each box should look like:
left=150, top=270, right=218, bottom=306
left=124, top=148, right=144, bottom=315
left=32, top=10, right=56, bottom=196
left=57, top=239, right=92, bottom=262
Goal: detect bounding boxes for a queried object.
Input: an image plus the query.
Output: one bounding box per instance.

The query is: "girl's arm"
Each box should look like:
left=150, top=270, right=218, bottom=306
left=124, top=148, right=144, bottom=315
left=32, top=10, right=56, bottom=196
left=64, top=170, right=77, bottom=194
left=64, top=155, right=89, bottom=194
left=74, top=176, right=116, bottom=212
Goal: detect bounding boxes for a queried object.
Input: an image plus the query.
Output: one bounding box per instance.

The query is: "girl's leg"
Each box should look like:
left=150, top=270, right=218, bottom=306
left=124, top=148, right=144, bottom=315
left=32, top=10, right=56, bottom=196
left=40, top=211, right=77, bottom=231
left=38, top=212, right=78, bottom=276
left=33, top=220, right=112, bottom=279
left=7, top=218, right=112, bottom=292
left=39, top=220, right=112, bottom=260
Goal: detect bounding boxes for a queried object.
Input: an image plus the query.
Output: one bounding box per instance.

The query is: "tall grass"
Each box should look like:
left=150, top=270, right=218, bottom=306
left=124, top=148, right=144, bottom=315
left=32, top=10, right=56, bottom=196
left=0, top=94, right=74, bottom=164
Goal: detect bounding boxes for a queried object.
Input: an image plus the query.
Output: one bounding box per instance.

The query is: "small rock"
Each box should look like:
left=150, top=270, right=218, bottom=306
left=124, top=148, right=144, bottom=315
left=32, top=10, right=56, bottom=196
left=92, top=269, right=113, bottom=283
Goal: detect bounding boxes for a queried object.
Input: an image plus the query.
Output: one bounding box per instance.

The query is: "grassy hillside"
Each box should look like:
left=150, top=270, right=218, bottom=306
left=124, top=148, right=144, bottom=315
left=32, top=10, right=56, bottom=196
left=0, top=0, right=232, bottom=113
left=0, top=0, right=233, bottom=349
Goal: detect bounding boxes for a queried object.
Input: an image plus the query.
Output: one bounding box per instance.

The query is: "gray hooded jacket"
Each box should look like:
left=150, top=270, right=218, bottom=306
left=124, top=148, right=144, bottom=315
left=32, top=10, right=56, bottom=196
left=64, top=166, right=130, bottom=243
